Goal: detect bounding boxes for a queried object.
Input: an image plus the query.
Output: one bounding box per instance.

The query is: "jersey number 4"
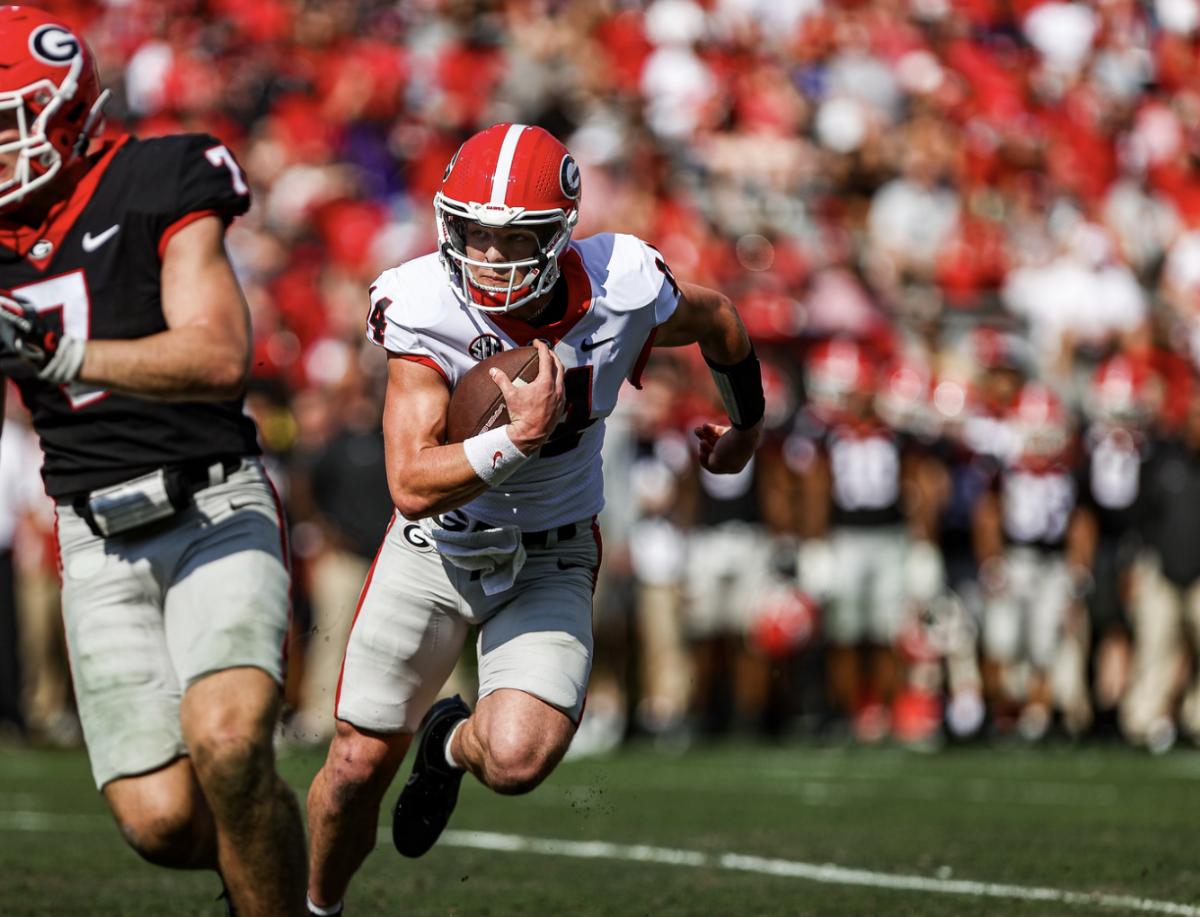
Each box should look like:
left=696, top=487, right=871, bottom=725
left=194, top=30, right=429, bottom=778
left=367, top=294, right=389, bottom=346
left=12, top=270, right=107, bottom=409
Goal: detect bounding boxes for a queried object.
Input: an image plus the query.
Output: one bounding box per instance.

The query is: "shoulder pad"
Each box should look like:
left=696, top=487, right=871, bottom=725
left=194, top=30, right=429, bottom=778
left=370, top=254, right=450, bottom=329
left=574, top=233, right=667, bottom=314
left=126, top=132, right=251, bottom=224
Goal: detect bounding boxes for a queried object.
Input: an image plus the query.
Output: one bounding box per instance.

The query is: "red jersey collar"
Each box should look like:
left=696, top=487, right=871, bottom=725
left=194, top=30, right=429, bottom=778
left=484, top=247, right=592, bottom=347
left=0, top=135, right=131, bottom=267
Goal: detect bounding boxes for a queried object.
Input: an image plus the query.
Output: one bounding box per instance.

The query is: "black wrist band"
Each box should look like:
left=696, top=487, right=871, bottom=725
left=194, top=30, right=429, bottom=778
left=705, top=344, right=765, bottom=431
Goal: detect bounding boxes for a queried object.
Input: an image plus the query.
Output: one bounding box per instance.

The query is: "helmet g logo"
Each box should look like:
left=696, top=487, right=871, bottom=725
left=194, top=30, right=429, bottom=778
left=559, top=155, right=581, bottom=200
left=29, top=24, right=80, bottom=66
left=443, top=144, right=463, bottom=183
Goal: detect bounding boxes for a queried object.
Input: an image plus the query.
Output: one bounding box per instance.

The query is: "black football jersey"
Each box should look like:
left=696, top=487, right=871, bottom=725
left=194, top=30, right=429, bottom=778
left=824, top=424, right=906, bottom=528
left=996, top=462, right=1076, bottom=551
left=696, top=456, right=761, bottom=527
left=1077, top=425, right=1148, bottom=539
left=0, top=133, right=261, bottom=499
left=1138, top=438, right=1200, bottom=586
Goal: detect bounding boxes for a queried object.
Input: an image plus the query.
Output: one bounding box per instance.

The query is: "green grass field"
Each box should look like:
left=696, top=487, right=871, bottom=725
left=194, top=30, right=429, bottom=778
left=2, top=741, right=1199, bottom=916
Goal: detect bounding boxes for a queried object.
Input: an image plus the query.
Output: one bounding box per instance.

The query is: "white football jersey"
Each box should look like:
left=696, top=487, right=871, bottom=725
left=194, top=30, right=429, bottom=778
left=368, top=233, right=681, bottom=530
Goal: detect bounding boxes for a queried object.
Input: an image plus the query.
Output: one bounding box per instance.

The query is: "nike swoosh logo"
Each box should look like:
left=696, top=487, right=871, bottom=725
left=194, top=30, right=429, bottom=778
left=81, top=225, right=119, bottom=252
left=580, top=336, right=615, bottom=352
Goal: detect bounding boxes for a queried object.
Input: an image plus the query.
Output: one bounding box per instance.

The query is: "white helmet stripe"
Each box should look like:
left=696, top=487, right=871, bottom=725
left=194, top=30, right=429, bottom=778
left=489, top=123, right=527, bottom=206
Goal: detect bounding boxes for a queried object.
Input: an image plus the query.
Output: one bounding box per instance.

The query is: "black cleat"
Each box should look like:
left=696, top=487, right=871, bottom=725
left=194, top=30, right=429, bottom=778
left=392, top=694, right=471, bottom=858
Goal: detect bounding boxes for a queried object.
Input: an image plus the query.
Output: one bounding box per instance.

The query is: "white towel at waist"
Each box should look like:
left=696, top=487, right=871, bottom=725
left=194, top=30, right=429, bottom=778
left=421, top=518, right=528, bottom=596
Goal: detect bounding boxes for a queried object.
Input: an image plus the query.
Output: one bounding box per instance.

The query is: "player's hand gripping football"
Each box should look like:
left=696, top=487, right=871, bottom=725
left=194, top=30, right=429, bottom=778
left=0, top=293, right=86, bottom=384
left=490, top=339, right=566, bottom=454
left=694, top=421, right=760, bottom=474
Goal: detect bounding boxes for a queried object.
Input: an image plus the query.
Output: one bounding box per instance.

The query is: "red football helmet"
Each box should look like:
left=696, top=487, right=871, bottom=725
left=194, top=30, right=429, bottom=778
left=805, top=337, right=875, bottom=422
left=876, top=358, right=932, bottom=435
left=0, top=7, right=108, bottom=213
left=435, top=123, right=581, bottom=313
left=750, top=587, right=819, bottom=660
left=1086, top=354, right=1161, bottom=427
left=1009, top=382, right=1071, bottom=461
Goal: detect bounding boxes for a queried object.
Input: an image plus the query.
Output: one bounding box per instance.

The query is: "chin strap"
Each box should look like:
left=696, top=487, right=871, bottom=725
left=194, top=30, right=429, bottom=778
left=73, top=89, right=111, bottom=158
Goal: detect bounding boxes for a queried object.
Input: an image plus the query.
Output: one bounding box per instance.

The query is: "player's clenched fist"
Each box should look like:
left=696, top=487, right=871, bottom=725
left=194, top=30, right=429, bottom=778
left=490, top=339, right=566, bottom=454
left=694, top=422, right=758, bottom=474
left=0, top=293, right=86, bottom=384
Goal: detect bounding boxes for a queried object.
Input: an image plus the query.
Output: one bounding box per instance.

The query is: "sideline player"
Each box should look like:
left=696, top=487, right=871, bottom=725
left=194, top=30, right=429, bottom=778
left=0, top=9, right=306, bottom=914
left=306, top=123, right=764, bottom=914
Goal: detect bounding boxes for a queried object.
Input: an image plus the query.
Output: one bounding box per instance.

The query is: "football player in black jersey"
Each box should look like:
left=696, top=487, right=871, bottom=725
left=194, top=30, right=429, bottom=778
left=794, top=338, right=935, bottom=741
left=0, top=9, right=305, bottom=915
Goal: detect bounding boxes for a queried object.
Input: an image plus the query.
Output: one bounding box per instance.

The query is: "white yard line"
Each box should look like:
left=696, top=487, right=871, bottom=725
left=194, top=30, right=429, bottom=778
left=438, top=830, right=1200, bottom=917
left=2, top=811, right=1196, bottom=915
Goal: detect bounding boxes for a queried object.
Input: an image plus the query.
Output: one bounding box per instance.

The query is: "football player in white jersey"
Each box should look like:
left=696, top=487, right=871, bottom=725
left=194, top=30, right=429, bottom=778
left=304, top=123, right=764, bottom=914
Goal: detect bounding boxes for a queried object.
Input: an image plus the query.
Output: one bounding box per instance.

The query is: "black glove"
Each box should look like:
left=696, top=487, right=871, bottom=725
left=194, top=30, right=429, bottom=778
left=0, top=293, right=85, bottom=384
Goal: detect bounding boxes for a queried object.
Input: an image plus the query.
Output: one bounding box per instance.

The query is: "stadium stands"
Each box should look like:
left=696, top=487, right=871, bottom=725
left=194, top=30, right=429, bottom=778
left=6, top=0, right=1200, bottom=753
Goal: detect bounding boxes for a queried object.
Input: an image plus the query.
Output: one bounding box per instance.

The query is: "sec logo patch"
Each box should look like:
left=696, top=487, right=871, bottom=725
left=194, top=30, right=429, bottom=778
left=469, top=334, right=503, bottom=361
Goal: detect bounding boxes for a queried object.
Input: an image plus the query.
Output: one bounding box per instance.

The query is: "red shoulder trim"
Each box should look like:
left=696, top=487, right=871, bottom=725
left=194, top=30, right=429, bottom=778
left=334, top=512, right=398, bottom=718
left=158, top=208, right=219, bottom=259
left=394, top=353, right=450, bottom=386
left=0, top=135, right=132, bottom=266
left=629, top=327, right=658, bottom=389
left=484, top=247, right=592, bottom=347
left=261, top=469, right=294, bottom=672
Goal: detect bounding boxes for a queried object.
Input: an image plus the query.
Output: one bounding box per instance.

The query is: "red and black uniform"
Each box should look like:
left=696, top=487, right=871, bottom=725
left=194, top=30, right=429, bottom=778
left=933, top=434, right=1000, bottom=593
left=1078, top=426, right=1150, bottom=630
left=696, top=457, right=763, bottom=527
left=993, top=456, right=1077, bottom=553
left=822, top=422, right=907, bottom=529
left=1078, top=427, right=1146, bottom=539
left=0, top=133, right=259, bottom=499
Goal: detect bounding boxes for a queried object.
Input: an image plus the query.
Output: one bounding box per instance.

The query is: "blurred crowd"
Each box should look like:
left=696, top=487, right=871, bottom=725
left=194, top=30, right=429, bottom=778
left=2, top=0, right=1200, bottom=755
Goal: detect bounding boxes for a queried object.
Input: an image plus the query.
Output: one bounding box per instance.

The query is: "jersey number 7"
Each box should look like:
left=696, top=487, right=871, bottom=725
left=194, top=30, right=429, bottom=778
left=12, top=270, right=107, bottom=409
left=204, top=145, right=250, bottom=196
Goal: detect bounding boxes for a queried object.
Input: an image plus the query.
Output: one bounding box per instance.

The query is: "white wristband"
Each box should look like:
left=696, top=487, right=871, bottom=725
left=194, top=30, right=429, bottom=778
left=38, top=335, right=86, bottom=385
left=463, top=425, right=530, bottom=486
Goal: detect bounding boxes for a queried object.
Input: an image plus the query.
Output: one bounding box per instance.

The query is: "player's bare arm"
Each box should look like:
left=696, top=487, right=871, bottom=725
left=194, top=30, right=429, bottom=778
left=799, top=449, right=832, bottom=539
left=383, top=339, right=565, bottom=519
left=654, top=280, right=764, bottom=473
left=655, top=281, right=747, bottom=358
left=74, top=215, right=250, bottom=400
left=973, top=490, right=1005, bottom=593
left=1065, top=505, right=1097, bottom=597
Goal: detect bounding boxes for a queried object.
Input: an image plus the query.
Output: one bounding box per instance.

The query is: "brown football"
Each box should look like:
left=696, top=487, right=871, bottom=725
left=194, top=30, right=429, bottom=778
left=444, top=346, right=540, bottom=443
